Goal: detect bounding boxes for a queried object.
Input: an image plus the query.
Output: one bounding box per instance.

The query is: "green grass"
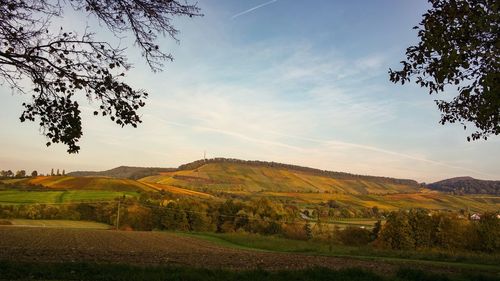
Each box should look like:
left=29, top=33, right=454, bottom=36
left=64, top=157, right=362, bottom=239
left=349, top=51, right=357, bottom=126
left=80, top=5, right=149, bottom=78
left=0, top=260, right=498, bottom=281
left=178, top=232, right=500, bottom=271
left=0, top=190, right=138, bottom=204
left=4, top=219, right=111, bottom=229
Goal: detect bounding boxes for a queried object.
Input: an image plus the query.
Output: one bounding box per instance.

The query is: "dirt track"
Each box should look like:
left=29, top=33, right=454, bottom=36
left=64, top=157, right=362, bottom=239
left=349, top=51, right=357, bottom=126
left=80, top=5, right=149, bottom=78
left=0, top=226, right=471, bottom=275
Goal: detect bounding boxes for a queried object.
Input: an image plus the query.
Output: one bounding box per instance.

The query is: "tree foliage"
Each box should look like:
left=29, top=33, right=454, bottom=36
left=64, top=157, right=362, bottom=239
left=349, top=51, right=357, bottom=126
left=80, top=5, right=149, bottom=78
left=389, top=0, right=499, bottom=141
left=0, top=0, right=201, bottom=153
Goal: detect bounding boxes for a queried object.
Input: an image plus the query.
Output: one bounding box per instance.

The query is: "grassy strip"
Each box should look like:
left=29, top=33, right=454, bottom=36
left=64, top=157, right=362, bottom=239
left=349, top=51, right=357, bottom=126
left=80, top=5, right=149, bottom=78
left=0, top=190, right=138, bottom=204
left=177, top=232, right=500, bottom=272
left=0, top=260, right=497, bottom=281
left=5, top=219, right=111, bottom=229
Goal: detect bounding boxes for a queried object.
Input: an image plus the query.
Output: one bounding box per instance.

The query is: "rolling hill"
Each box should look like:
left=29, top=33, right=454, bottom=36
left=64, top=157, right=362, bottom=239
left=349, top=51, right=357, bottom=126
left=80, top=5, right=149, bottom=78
left=428, top=177, right=500, bottom=195
left=136, top=160, right=498, bottom=211
left=68, top=166, right=175, bottom=180
left=139, top=158, right=421, bottom=194
left=17, top=176, right=155, bottom=192
left=2, top=158, right=498, bottom=211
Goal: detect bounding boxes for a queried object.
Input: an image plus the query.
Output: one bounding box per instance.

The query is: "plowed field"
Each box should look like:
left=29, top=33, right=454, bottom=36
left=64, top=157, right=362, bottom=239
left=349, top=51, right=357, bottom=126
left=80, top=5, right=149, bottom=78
left=0, top=226, right=392, bottom=272
left=0, top=226, right=491, bottom=276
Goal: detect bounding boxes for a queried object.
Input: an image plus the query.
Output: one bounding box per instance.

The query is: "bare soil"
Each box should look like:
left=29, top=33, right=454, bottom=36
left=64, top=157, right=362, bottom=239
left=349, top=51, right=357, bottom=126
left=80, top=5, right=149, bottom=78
left=0, top=226, right=478, bottom=275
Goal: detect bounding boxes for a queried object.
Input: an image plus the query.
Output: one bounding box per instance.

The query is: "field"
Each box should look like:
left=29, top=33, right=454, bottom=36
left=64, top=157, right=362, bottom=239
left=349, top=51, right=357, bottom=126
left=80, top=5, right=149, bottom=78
left=1, top=219, right=110, bottom=229
left=180, top=232, right=500, bottom=267
left=1, top=226, right=498, bottom=276
left=0, top=190, right=138, bottom=204
left=2, top=162, right=499, bottom=212
left=16, top=176, right=156, bottom=192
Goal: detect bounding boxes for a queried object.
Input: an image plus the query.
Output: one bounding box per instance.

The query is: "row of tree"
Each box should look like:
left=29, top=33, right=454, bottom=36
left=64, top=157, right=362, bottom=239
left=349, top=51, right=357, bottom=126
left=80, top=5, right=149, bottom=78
left=0, top=169, right=66, bottom=178
left=0, top=170, right=35, bottom=178
left=376, top=210, right=499, bottom=253
left=0, top=192, right=497, bottom=253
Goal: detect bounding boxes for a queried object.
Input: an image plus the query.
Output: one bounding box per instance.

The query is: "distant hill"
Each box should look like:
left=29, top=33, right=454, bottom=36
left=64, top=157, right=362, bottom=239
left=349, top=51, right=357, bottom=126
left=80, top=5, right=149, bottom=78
left=140, top=159, right=421, bottom=195
left=69, top=158, right=421, bottom=186
left=428, top=177, right=500, bottom=195
left=177, top=158, right=421, bottom=187
left=68, top=166, right=176, bottom=180
left=4, top=159, right=498, bottom=212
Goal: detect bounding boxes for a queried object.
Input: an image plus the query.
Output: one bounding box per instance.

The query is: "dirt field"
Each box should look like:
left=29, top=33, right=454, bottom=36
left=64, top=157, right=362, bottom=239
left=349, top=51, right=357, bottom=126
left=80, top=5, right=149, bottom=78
left=0, top=226, right=488, bottom=275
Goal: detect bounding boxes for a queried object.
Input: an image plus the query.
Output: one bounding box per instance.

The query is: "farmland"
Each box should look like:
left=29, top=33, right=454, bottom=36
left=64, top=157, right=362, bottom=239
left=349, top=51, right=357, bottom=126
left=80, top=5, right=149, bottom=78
left=0, top=190, right=138, bottom=204
left=0, top=226, right=498, bottom=276
left=1, top=219, right=111, bottom=229
left=16, top=176, right=155, bottom=192
left=1, top=161, right=498, bottom=212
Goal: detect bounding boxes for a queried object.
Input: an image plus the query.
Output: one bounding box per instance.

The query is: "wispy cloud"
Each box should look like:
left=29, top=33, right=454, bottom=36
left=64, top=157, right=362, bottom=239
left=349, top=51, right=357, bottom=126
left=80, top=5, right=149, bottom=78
left=266, top=132, right=493, bottom=177
left=232, top=0, right=278, bottom=20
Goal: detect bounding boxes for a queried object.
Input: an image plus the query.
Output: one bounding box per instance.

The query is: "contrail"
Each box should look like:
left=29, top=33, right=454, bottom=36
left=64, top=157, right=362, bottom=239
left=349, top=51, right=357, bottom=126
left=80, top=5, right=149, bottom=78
left=232, top=0, right=278, bottom=19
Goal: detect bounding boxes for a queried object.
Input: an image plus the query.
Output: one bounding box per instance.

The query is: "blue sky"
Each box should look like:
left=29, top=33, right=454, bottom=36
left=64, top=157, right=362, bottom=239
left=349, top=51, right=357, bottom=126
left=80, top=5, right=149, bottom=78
left=1, top=0, right=499, bottom=182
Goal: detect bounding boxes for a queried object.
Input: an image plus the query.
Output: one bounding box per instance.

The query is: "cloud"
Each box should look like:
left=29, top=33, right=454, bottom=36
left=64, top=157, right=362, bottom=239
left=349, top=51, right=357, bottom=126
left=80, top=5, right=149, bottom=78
left=231, top=0, right=278, bottom=19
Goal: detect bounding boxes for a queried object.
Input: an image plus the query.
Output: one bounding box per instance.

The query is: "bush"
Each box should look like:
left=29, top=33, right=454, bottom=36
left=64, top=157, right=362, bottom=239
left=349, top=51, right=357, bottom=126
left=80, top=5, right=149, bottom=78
left=338, top=227, right=372, bottom=246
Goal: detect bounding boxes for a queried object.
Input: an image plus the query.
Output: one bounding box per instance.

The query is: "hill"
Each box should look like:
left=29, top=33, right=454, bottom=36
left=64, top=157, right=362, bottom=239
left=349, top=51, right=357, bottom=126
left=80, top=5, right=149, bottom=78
left=17, top=176, right=156, bottom=192
left=68, top=166, right=175, bottom=180
left=141, top=160, right=421, bottom=195
left=1, top=159, right=498, bottom=212
left=428, top=177, right=500, bottom=195
left=178, top=158, right=421, bottom=187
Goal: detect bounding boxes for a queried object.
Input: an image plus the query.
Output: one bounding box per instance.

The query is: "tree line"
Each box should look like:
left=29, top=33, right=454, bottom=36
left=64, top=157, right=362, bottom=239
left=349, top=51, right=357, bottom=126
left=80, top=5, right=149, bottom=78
left=375, top=209, right=499, bottom=253
left=0, top=192, right=497, bottom=253
left=0, top=168, right=67, bottom=178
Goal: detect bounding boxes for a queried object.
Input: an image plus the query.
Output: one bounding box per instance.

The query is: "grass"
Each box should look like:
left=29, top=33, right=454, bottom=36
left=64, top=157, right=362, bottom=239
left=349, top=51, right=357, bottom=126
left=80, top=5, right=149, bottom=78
left=4, top=219, right=111, bottom=229
left=177, top=232, right=500, bottom=271
left=19, top=176, right=156, bottom=192
left=0, top=190, right=138, bottom=204
left=0, top=260, right=498, bottom=281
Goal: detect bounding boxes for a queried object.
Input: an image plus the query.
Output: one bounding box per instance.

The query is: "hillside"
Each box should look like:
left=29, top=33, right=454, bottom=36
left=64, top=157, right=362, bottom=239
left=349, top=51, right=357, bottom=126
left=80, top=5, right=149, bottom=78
left=68, top=166, right=176, bottom=180
left=428, top=177, right=500, bottom=195
left=1, top=159, right=498, bottom=212
left=16, top=176, right=156, bottom=192
left=140, top=160, right=421, bottom=195
left=178, top=159, right=420, bottom=187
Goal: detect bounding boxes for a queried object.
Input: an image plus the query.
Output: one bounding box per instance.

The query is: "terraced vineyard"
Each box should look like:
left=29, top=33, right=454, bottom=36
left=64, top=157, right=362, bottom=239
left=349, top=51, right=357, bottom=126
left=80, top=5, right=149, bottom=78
left=140, top=162, right=420, bottom=194
left=1, top=160, right=499, bottom=211
left=137, top=161, right=499, bottom=212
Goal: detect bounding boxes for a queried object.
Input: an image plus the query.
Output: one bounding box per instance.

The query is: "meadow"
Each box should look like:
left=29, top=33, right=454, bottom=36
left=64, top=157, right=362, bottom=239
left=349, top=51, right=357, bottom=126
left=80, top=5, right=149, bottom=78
left=0, top=190, right=138, bottom=204
left=179, top=232, right=500, bottom=268
left=0, top=219, right=110, bottom=229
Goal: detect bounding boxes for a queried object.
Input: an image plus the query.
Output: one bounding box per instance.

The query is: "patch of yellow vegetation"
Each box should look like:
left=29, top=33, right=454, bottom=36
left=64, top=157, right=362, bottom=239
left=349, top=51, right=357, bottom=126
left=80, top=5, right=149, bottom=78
left=141, top=182, right=214, bottom=199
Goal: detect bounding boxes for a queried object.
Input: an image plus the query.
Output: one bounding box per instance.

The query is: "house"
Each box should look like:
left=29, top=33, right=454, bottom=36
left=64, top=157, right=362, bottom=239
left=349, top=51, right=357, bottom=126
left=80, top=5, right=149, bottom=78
left=470, top=213, right=481, bottom=220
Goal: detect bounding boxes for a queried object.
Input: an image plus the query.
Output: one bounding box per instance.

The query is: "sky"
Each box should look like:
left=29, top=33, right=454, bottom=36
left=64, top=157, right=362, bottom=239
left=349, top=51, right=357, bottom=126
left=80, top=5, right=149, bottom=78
left=1, top=0, right=499, bottom=183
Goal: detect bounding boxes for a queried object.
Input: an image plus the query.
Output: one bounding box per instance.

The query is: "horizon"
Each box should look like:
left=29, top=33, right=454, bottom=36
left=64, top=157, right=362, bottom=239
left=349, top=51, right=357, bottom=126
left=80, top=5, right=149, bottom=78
left=1, top=0, right=499, bottom=183
left=14, top=157, right=495, bottom=184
